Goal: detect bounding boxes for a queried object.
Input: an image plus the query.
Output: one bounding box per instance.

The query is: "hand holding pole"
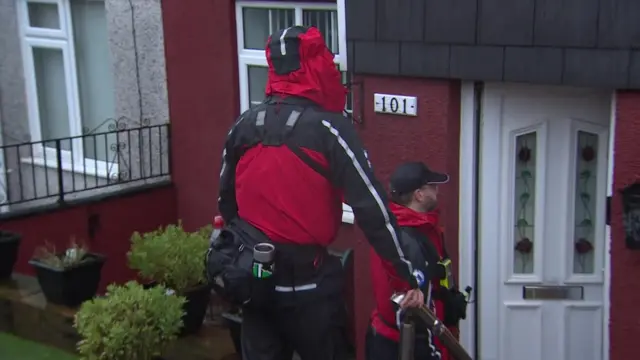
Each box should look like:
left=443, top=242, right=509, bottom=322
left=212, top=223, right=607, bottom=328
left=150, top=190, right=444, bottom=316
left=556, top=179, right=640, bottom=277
left=391, top=293, right=473, bottom=360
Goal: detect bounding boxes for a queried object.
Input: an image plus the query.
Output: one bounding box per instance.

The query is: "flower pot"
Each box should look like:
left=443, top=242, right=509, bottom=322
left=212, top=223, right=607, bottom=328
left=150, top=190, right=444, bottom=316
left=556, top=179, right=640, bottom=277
left=179, top=284, right=211, bottom=336
left=29, top=253, right=106, bottom=307
left=0, top=231, right=22, bottom=280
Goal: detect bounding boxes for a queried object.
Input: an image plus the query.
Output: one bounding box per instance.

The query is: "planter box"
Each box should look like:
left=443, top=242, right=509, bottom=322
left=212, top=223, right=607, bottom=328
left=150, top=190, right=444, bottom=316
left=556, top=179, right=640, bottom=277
left=0, top=231, right=22, bottom=279
left=180, top=284, right=211, bottom=336
left=29, top=253, right=106, bottom=307
left=144, top=282, right=211, bottom=336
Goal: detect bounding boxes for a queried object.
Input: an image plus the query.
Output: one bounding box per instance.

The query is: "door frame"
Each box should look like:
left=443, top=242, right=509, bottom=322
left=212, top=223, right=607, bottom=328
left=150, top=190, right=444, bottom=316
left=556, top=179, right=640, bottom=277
left=0, top=115, right=6, bottom=214
left=457, top=82, right=615, bottom=360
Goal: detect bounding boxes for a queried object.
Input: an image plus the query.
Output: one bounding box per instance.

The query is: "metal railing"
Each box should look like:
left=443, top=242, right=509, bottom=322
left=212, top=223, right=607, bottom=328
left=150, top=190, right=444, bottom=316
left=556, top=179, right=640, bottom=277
left=0, top=119, right=171, bottom=209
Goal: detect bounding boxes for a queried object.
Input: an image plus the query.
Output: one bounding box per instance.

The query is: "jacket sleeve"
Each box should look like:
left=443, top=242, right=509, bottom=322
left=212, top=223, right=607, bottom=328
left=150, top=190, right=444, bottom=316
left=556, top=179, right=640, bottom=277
left=321, top=115, right=417, bottom=288
left=391, top=231, right=442, bottom=360
left=382, top=229, right=435, bottom=294
left=217, top=115, right=245, bottom=222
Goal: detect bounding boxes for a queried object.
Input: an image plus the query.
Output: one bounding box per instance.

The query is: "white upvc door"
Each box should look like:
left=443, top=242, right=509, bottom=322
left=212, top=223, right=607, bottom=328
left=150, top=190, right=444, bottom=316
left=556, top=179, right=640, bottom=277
left=0, top=120, right=7, bottom=213
left=478, top=84, right=611, bottom=360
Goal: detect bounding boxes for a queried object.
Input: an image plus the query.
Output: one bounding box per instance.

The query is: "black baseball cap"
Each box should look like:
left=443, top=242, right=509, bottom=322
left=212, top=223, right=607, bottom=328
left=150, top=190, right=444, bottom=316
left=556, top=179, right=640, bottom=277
left=389, top=162, right=449, bottom=195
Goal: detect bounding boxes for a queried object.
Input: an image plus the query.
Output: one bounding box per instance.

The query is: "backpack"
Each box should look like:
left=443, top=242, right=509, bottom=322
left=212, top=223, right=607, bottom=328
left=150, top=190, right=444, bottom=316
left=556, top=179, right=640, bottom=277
left=205, top=219, right=273, bottom=308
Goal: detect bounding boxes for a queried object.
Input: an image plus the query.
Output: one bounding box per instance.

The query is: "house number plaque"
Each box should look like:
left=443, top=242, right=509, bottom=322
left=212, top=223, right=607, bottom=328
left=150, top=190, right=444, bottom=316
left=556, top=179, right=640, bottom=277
left=373, top=93, right=418, bottom=116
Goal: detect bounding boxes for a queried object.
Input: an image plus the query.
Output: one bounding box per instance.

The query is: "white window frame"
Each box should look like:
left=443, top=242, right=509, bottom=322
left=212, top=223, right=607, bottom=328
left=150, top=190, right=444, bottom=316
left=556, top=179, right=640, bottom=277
left=236, top=1, right=348, bottom=111
left=0, top=122, right=7, bottom=213
left=236, top=0, right=354, bottom=223
left=16, top=0, right=117, bottom=179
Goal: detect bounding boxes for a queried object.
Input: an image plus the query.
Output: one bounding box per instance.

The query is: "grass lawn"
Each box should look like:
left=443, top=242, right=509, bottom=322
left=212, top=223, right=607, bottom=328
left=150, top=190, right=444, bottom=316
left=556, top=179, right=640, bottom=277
left=0, top=332, right=77, bottom=360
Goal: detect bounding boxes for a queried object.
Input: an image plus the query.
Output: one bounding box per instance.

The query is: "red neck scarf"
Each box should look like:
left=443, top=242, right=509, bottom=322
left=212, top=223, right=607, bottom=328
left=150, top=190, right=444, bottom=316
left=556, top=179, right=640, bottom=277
left=389, top=202, right=445, bottom=256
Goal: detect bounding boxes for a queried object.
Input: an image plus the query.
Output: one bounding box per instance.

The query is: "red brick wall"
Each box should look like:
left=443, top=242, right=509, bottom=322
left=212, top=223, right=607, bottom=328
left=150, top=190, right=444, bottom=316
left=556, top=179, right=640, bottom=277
left=610, top=91, right=640, bottom=360
left=337, top=75, right=461, bottom=360
left=0, top=185, right=177, bottom=291
left=161, top=0, right=240, bottom=231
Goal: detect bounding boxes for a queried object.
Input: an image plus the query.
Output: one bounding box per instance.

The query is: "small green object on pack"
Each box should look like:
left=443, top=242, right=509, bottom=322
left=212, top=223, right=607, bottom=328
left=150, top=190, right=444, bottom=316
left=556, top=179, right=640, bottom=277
left=252, top=262, right=273, bottom=278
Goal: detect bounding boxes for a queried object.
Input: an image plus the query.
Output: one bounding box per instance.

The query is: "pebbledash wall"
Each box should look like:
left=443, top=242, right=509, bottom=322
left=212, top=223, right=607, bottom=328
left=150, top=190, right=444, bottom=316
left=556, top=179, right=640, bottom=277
left=0, top=0, right=176, bottom=293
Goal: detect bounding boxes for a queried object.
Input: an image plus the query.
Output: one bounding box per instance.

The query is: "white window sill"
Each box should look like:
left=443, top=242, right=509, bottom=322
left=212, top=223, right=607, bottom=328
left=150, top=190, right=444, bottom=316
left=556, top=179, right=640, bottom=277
left=342, top=203, right=354, bottom=224
left=21, top=156, right=116, bottom=179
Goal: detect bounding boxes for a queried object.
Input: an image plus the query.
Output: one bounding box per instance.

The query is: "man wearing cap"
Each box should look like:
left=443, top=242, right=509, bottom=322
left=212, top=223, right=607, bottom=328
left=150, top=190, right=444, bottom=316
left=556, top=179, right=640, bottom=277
left=217, top=26, right=424, bottom=360
left=366, top=161, right=451, bottom=360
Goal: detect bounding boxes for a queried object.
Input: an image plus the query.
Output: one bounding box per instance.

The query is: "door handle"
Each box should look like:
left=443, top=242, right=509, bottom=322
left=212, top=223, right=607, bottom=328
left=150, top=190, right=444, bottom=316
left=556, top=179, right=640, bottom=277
left=522, top=285, right=584, bottom=300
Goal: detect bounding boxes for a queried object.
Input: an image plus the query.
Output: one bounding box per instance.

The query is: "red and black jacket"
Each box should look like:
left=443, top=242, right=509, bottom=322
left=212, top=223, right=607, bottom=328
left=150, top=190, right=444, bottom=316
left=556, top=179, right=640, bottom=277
left=217, top=26, right=417, bottom=288
left=369, top=218, right=441, bottom=360
left=371, top=203, right=460, bottom=359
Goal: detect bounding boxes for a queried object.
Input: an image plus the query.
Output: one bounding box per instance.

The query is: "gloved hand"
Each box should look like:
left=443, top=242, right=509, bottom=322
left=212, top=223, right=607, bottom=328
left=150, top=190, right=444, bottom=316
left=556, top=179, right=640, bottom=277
left=399, top=288, right=424, bottom=309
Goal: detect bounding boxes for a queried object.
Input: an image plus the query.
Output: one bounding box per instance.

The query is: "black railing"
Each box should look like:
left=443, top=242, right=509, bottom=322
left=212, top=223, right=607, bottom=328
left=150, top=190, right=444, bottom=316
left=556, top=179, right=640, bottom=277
left=0, top=120, right=171, bottom=208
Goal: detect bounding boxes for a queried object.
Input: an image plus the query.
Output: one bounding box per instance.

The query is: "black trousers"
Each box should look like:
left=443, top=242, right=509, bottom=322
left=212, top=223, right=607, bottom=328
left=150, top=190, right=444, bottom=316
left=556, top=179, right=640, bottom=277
left=365, top=326, right=440, bottom=360
left=241, top=254, right=347, bottom=360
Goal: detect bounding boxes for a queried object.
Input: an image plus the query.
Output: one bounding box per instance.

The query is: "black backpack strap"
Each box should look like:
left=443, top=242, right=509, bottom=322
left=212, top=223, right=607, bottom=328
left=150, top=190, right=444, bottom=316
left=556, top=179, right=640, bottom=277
left=282, top=110, right=332, bottom=182
left=285, top=145, right=331, bottom=181
left=440, top=232, right=450, bottom=260
left=401, top=226, right=440, bottom=262
left=253, top=107, right=332, bottom=182
left=255, top=109, right=267, bottom=140
left=282, top=110, right=302, bottom=138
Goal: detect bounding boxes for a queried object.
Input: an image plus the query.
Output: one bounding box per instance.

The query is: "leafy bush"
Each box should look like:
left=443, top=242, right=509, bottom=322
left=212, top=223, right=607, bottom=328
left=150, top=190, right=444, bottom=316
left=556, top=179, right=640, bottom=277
left=74, top=281, right=185, bottom=360
left=127, top=223, right=210, bottom=293
left=197, top=224, right=214, bottom=241
left=33, top=240, right=90, bottom=270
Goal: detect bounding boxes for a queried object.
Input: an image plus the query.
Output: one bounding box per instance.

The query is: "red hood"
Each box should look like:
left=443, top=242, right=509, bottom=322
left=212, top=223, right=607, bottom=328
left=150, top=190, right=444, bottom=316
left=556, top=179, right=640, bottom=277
left=389, top=202, right=440, bottom=228
left=265, top=26, right=347, bottom=113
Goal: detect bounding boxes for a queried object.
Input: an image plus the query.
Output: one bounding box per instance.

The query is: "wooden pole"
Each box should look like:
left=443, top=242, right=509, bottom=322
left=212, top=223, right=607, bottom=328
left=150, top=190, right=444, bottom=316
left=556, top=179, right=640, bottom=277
left=399, top=319, right=415, bottom=360
left=391, top=293, right=473, bottom=360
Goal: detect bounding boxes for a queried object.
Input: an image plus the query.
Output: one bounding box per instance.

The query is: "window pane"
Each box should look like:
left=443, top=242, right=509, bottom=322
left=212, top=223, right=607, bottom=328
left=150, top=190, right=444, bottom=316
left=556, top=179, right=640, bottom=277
left=341, top=71, right=352, bottom=112
left=32, top=47, right=71, bottom=150
left=572, top=131, right=598, bottom=274
left=71, top=0, right=116, bottom=163
left=303, top=10, right=339, bottom=54
left=27, top=2, right=60, bottom=29
left=513, top=132, right=537, bottom=274
left=248, top=66, right=268, bottom=107
left=243, top=8, right=294, bottom=50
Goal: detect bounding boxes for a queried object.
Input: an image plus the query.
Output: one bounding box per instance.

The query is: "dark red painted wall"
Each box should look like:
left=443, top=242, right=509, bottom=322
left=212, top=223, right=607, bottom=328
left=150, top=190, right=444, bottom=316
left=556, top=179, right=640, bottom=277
left=610, top=91, right=640, bottom=360
left=0, top=185, right=177, bottom=291
left=161, top=0, right=240, bottom=231
left=161, top=2, right=461, bottom=358
left=339, top=75, right=461, bottom=360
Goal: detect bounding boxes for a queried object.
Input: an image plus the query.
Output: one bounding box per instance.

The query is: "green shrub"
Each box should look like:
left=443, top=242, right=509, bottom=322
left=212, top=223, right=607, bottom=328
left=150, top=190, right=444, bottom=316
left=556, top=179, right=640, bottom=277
left=127, top=223, right=210, bottom=293
left=197, top=224, right=214, bottom=240
left=74, top=281, right=185, bottom=360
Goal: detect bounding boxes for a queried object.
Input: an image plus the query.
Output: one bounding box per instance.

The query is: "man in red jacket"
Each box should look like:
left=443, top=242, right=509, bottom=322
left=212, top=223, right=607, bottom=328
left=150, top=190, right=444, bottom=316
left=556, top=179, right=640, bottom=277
left=367, top=161, right=453, bottom=360
left=217, top=27, right=423, bottom=360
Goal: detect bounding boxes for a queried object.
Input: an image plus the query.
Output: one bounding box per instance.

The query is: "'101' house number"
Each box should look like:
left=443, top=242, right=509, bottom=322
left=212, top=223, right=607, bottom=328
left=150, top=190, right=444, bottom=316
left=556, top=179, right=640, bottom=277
left=373, top=93, right=418, bottom=117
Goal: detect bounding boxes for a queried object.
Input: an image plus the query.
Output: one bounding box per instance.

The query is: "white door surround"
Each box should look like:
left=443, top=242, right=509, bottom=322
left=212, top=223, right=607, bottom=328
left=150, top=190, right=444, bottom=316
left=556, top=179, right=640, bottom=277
left=0, top=116, right=7, bottom=213
left=458, top=83, right=615, bottom=360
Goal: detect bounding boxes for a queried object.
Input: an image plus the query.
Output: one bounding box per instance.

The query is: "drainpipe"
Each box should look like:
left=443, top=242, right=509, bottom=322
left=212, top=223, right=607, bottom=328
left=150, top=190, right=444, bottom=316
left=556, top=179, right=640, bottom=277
left=472, top=81, right=483, bottom=359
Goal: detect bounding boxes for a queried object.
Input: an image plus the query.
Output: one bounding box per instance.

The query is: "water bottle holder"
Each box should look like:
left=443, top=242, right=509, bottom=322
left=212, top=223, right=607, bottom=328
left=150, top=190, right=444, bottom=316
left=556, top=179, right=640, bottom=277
left=249, top=270, right=276, bottom=309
